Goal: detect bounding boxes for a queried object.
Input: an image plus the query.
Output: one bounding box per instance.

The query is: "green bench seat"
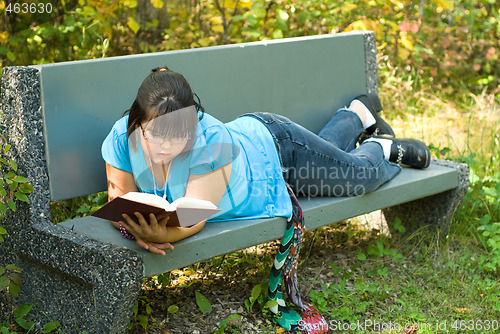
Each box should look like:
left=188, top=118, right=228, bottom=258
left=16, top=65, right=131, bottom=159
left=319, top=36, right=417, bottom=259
left=60, top=163, right=458, bottom=276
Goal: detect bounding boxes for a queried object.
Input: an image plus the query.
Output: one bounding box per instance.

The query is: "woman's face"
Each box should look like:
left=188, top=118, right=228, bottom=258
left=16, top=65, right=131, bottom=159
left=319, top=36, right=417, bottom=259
left=139, top=120, right=189, bottom=165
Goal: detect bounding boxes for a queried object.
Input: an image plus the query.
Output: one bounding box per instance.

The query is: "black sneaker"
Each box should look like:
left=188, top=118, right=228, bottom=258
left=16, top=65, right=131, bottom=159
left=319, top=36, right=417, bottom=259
left=355, top=94, right=395, bottom=139
left=379, top=137, right=431, bottom=169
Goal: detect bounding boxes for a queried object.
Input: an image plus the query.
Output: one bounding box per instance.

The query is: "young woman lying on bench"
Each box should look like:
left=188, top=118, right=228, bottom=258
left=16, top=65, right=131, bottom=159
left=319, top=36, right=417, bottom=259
left=101, top=65, right=430, bottom=332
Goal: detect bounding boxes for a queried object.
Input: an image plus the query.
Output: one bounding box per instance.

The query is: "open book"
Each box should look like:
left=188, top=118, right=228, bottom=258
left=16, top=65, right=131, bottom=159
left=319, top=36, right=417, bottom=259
left=91, top=192, right=220, bottom=227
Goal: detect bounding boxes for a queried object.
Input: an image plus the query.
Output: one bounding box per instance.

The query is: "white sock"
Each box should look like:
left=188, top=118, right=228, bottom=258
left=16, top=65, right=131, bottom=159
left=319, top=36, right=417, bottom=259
left=351, top=100, right=376, bottom=129
left=364, top=137, right=393, bottom=161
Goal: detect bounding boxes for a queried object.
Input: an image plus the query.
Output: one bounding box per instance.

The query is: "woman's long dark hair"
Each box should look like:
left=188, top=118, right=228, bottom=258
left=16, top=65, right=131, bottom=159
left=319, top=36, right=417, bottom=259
left=126, top=66, right=203, bottom=155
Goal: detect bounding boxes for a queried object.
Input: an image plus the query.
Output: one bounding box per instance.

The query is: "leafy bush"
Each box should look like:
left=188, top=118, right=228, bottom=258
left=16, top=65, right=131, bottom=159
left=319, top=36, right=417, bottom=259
left=0, top=115, right=39, bottom=331
left=0, top=121, right=33, bottom=298
left=1, top=0, right=498, bottom=99
left=466, top=173, right=500, bottom=272
left=50, top=191, right=107, bottom=225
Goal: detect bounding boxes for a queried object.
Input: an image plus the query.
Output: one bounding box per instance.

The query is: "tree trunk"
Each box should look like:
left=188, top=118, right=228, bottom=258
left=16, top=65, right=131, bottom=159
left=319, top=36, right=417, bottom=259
left=136, top=0, right=170, bottom=40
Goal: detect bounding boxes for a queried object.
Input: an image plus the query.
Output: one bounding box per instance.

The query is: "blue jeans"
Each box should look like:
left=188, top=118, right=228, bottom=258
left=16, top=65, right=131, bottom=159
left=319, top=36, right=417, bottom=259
left=242, top=109, right=401, bottom=197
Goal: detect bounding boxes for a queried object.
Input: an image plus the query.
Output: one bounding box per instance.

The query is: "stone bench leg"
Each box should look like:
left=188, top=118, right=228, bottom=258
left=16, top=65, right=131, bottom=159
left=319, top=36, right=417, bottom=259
left=382, top=159, right=470, bottom=234
left=3, top=217, right=144, bottom=333
left=0, top=66, right=144, bottom=334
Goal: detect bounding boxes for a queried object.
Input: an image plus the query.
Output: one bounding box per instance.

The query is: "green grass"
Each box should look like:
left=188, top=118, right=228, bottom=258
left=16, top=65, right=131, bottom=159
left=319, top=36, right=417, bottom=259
left=292, top=221, right=500, bottom=334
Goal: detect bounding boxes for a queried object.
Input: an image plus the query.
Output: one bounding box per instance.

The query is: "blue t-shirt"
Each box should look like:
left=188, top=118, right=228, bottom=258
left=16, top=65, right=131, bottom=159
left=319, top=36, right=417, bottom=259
left=101, top=113, right=292, bottom=221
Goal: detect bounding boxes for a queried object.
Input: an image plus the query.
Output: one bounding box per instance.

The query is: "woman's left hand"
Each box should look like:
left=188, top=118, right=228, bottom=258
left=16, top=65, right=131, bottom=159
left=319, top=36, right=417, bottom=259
left=120, top=212, right=174, bottom=252
left=135, top=238, right=174, bottom=256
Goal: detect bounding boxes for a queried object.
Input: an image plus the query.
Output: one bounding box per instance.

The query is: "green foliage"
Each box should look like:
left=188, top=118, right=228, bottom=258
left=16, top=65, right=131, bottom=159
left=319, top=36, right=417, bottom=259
left=405, top=0, right=499, bottom=97
left=215, top=314, right=242, bottom=334
left=478, top=213, right=500, bottom=271
left=1, top=0, right=498, bottom=99
left=209, top=252, right=255, bottom=277
left=464, top=173, right=500, bottom=272
left=195, top=291, right=213, bottom=314
left=242, top=282, right=277, bottom=318
left=447, top=107, right=500, bottom=272
left=50, top=191, right=107, bottom=224
left=0, top=264, right=22, bottom=298
left=12, top=304, right=34, bottom=332
left=0, top=121, right=33, bottom=301
left=0, top=139, right=33, bottom=221
left=1, top=304, right=34, bottom=333
left=303, top=226, right=500, bottom=331
left=167, top=304, right=179, bottom=314
left=128, top=295, right=153, bottom=331
left=0, top=116, right=61, bottom=334
left=244, top=283, right=262, bottom=313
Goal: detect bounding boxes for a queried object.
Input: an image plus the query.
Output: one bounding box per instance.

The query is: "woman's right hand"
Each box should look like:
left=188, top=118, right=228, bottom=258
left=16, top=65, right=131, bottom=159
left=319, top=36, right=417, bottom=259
left=111, top=219, right=174, bottom=256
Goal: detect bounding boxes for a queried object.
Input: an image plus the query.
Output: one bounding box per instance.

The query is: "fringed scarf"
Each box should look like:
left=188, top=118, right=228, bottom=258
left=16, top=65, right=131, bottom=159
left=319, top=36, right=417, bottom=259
left=267, top=183, right=328, bottom=333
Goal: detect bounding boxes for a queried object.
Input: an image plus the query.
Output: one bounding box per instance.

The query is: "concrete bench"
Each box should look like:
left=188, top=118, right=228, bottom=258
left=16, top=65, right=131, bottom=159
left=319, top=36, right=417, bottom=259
left=0, top=31, right=469, bottom=333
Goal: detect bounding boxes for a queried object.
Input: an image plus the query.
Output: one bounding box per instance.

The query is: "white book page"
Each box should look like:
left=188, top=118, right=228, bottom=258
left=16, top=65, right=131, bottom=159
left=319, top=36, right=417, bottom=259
left=120, top=193, right=216, bottom=210
left=120, top=192, right=174, bottom=210
left=171, top=197, right=217, bottom=209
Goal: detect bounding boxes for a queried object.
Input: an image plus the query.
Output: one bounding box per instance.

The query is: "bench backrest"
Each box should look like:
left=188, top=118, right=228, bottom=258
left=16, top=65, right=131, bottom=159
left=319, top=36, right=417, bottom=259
left=33, top=31, right=378, bottom=201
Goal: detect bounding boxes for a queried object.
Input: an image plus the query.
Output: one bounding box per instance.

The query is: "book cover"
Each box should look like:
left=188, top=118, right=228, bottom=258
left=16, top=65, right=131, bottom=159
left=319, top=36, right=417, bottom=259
left=91, top=193, right=220, bottom=227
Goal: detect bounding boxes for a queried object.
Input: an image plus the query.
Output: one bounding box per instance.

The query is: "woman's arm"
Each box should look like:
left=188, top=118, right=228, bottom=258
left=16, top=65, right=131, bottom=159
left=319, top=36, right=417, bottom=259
left=184, top=163, right=232, bottom=205
left=106, top=161, right=232, bottom=204
left=106, top=163, right=174, bottom=254
left=105, top=163, right=138, bottom=201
